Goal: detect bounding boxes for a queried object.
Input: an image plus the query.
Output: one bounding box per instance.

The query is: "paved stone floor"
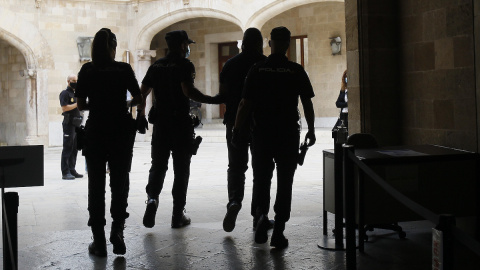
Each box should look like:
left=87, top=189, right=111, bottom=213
left=1, top=129, right=478, bottom=269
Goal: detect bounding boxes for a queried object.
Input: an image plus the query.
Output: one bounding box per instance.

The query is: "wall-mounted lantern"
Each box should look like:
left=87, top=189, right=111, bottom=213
left=76, top=37, right=94, bottom=62
left=330, top=37, right=342, bottom=55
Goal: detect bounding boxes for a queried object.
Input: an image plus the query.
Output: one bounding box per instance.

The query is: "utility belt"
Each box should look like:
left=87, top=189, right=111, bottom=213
left=63, top=114, right=83, bottom=127
left=148, top=105, right=190, bottom=125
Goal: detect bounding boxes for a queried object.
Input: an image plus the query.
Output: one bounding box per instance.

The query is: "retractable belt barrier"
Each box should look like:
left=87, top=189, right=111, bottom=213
left=343, top=146, right=480, bottom=270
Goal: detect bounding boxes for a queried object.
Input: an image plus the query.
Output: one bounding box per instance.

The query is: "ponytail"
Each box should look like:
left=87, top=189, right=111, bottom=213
left=91, top=28, right=117, bottom=67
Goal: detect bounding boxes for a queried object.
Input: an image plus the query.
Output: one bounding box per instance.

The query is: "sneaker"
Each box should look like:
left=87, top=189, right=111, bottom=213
left=254, top=215, right=269, bottom=244
left=270, top=231, right=289, bottom=249
left=62, top=173, right=75, bottom=180
left=223, top=202, right=241, bottom=232
left=171, top=210, right=191, bottom=228
left=71, top=171, right=83, bottom=178
left=143, top=198, right=158, bottom=228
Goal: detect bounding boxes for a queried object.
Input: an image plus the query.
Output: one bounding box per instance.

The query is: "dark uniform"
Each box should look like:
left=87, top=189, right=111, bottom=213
left=243, top=53, right=315, bottom=225
left=75, top=61, right=140, bottom=228
left=219, top=49, right=266, bottom=212
left=335, top=89, right=348, bottom=128
left=59, top=86, right=81, bottom=176
left=142, top=52, right=196, bottom=216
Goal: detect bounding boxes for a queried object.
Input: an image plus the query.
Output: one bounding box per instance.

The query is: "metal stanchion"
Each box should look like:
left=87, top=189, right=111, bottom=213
left=433, top=214, right=455, bottom=270
left=319, top=122, right=348, bottom=250
left=344, top=145, right=356, bottom=270
left=2, top=191, right=19, bottom=270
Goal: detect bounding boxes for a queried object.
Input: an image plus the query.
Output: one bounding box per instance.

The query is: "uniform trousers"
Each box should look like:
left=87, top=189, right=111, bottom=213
left=146, top=122, right=193, bottom=215
left=61, top=122, right=78, bottom=175
left=225, top=123, right=249, bottom=208
left=85, top=121, right=134, bottom=227
left=251, top=129, right=299, bottom=224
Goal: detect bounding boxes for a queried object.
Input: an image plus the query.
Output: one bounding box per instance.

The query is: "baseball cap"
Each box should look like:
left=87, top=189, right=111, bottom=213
left=270, top=26, right=291, bottom=41
left=165, top=30, right=196, bottom=44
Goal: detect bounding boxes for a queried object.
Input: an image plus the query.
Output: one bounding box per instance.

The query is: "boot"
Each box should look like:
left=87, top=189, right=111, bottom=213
left=270, top=221, right=288, bottom=249
left=254, top=215, right=269, bottom=244
left=88, top=226, right=107, bottom=257
left=171, top=209, right=191, bottom=228
left=223, top=201, right=241, bottom=232
left=110, top=221, right=126, bottom=255
left=143, top=197, right=158, bottom=228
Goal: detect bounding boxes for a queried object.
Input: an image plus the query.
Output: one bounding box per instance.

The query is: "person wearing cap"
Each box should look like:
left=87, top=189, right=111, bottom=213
left=137, top=30, right=217, bottom=229
left=75, top=28, right=142, bottom=257
left=233, top=26, right=316, bottom=249
left=208, top=28, right=273, bottom=233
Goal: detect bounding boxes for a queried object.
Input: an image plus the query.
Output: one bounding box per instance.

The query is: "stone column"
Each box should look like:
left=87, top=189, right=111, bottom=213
left=36, top=69, right=49, bottom=146
left=24, top=69, right=39, bottom=145
left=134, top=49, right=156, bottom=141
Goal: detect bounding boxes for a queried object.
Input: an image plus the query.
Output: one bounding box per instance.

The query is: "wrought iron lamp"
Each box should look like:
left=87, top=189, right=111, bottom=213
left=330, top=37, right=342, bottom=55
left=76, top=37, right=94, bottom=62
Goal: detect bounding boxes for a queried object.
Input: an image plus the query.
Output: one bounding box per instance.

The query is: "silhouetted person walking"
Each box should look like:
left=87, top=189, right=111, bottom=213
left=76, top=28, right=142, bottom=257
left=59, top=74, right=83, bottom=180
left=211, top=28, right=271, bottom=232
left=137, top=30, right=216, bottom=229
left=234, top=26, right=316, bottom=249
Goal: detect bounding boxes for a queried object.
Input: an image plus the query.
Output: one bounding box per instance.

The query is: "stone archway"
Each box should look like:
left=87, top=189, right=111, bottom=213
left=133, top=8, right=243, bottom=129
left=0, top=8, right=54, bottom=145
left=246, top=0, right=344, bottom=29
left=135, top=8, right=242, bottom=51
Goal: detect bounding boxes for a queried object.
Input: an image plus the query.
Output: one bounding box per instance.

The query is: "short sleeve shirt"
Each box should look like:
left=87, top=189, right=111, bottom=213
left=243, top=53, right=315, bottom=131
left=142, top=53, right=195, bottom=121
left=59, top=87, right=81, bottom=118
left=75, top=61, right=140, bottom=125
left=219, top=50, right=266, bottom=125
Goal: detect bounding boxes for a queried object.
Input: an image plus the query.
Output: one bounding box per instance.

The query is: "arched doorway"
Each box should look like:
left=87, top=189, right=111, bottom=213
left=0, top=40, right=28, bottom=145
left=147, top=17, right=243, bottom=122
left=0, top=8, right=53, bottom=146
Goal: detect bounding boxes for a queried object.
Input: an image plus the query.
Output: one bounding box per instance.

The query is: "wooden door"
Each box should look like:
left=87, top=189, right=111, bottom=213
left=218, top=42, right=239, bottom=118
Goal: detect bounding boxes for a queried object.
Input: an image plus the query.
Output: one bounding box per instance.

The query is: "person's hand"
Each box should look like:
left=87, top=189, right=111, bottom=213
left=305, top=129, right=316, bottom=147
left=136, top=114, right=148, bottom=134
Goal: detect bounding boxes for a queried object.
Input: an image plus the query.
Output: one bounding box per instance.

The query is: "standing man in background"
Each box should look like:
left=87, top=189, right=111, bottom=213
left=59, top=74, right=83, bottom=180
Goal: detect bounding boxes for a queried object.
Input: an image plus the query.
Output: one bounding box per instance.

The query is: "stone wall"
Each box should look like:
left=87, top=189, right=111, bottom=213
left=34, top=0, right=133, bottom=145
left=399, top=0, right=476, bottom=151
left=0, top=41, right=27, bottom=145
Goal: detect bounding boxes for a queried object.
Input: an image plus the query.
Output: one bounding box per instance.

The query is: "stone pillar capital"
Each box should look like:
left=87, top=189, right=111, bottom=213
left=132, top=0, right=139, bottom=12
left=22, top=69, right=36, bottom=78
left=136, top=50, right=156, bottom=61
